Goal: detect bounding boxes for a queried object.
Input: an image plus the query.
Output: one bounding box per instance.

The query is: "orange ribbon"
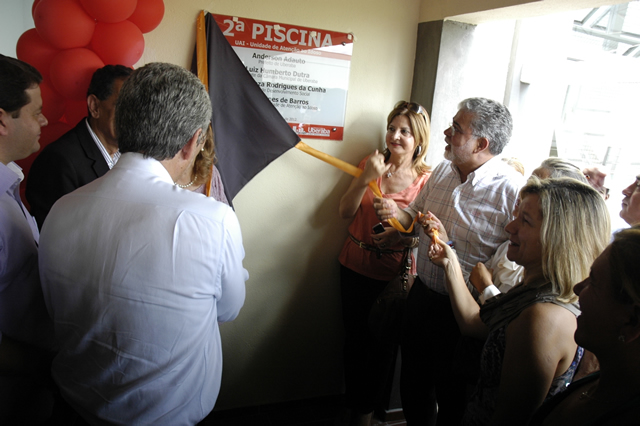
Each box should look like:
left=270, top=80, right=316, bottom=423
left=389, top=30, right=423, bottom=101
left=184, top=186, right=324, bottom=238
left=196, top=11, right=209, bottom=91
left=295, top=141, right=418, bottom=233
left=197, top=11, right=214, bottom=197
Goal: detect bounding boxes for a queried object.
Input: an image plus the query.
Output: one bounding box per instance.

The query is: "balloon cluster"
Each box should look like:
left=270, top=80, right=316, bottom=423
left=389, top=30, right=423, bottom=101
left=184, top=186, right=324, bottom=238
left=16, top=0, right=164, bottom=145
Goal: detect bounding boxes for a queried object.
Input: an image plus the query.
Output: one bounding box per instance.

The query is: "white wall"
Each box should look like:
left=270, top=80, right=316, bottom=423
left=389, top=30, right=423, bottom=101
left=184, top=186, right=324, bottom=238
left=2, top=0, right=424, bottom=409
left=192, top=0, right=422, bottom=408
left=0, top=0, right=34, bottom=57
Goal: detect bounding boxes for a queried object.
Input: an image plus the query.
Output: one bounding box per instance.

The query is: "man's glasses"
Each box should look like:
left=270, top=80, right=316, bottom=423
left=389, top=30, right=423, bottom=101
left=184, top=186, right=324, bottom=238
left=395, top=101, right=428, bottom=122
left=449, top=123, right=467, bottom=136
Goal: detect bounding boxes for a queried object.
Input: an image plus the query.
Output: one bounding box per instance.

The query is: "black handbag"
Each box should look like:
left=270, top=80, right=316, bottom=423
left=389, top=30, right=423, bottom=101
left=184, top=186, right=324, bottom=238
left=368, top=249, right=415, bottom=344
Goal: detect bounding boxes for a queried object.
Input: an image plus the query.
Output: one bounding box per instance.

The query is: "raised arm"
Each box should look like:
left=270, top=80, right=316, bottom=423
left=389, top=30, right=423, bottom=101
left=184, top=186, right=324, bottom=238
left=418, top=211, right=449, bottom=244
left=429, top=239, right=488, bottom=340
left=489, top=303, right=578, bottom=425
left=372, top=197, right=413, bottom=229
left=471, top=262, right=502, bottom=305
left=339, top=150, right=390, bottom=218
left=473, top=240, right=525, bottom=304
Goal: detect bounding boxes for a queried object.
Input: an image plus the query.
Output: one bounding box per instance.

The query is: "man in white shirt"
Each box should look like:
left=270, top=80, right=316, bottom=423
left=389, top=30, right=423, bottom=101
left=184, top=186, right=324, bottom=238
left=0, top=54, right=55, bottom=424
left=374, top=98, right=524, bottom=425
left=26, top=65, right=133, bottom=229
left=39, top=62, right=248, bottom=425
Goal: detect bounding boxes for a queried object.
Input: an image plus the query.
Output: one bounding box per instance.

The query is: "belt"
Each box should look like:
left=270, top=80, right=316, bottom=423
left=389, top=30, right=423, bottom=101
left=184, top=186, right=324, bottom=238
left=349, top=234, right=406, bottom=259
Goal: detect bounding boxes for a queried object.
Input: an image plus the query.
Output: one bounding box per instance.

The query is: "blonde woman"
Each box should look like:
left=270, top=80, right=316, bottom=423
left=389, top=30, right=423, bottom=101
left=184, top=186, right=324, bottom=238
left=428, top=177, right=610, bottom=425
left=338, top=101, right=431, bottom=425
left=531, top=225, right=640, bottom=425
left=473, top=157, right=588, bottom=303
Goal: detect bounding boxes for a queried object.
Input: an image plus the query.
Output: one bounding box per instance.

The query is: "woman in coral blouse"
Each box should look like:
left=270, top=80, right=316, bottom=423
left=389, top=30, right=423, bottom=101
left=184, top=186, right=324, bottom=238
left=338, top=101, right=431, bottom=425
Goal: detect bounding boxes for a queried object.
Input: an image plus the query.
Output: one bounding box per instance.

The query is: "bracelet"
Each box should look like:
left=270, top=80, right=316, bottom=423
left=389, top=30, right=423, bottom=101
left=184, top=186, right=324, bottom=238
left=406, top=237, right=419, bottom=248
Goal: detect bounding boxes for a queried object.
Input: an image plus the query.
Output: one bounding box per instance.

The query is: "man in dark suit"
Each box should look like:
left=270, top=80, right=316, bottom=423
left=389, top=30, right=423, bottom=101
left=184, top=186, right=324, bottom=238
left=26, top=65, right=132, bottom=229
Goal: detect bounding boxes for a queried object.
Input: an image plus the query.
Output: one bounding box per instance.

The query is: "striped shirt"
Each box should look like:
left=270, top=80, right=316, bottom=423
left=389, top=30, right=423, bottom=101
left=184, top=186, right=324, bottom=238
left=85, top=119, right=121, bottom=169
left=406, top=156, right=525, bottom=296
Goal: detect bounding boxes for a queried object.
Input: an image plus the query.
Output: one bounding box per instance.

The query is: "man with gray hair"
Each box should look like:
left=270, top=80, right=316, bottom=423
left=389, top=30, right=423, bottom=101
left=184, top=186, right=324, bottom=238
left=620, top=174, right=640, bottom=226
left=39, top=62, right=248, bottom=425
left=374, top=98, right=524, bottom=425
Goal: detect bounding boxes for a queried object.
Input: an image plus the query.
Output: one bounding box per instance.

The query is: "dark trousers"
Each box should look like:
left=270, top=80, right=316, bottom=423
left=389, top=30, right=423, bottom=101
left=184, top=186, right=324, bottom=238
left=340, top=265, right=397, bottom=414
left=400, top=277, right=467, bottom=426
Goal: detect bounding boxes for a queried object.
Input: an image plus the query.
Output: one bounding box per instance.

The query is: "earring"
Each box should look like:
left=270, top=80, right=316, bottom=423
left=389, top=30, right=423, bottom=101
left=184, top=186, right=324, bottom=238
left=414, top=145, right=422, bottom=157
left=618, top=335, right=626, bottom=343
left=201, top=147, right=205, bottom=152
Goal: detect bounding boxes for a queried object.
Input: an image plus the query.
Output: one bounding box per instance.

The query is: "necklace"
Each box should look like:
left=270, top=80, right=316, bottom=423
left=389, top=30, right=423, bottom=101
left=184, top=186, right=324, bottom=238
left=386, top=165, right=409, bottom=178
left=175, top=175, right=197, bottom=188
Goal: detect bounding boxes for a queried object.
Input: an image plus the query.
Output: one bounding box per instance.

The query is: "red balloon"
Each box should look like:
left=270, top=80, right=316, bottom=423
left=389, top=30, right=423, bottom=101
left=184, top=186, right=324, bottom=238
left=16, top=28, right=60, bottom=79
left=50, top=48, right=104, bottom=101
left=34, top=0, right=95, bottom=49
left=80, top=0, right=137, bottom=23
left=92, top=21, right=144, bottom=66
left=129, top=0, right=164, bottom=33
left=32, top=0, right=42, bottom=19
left=40, top=80, right=66, bottom=123
left=62, top=99, right=89, bottom=126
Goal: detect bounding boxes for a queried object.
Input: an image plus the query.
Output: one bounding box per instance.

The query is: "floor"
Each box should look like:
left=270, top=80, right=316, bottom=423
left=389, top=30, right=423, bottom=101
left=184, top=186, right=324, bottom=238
left=198, top=395, right=407, bottom=426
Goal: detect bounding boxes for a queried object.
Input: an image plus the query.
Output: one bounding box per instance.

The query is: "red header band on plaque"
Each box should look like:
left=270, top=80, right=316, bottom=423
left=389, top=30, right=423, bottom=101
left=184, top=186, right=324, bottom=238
left=212, top=14, right=353, bottom=141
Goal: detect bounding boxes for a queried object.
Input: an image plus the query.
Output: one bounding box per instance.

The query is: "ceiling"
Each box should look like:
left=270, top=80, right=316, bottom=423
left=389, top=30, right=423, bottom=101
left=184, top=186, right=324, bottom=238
left=440, top=0, right=631, bottom=24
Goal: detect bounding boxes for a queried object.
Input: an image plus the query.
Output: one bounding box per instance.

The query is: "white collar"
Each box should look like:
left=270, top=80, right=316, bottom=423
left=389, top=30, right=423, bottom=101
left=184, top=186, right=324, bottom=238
left=114, top=152, right=175, bottom=185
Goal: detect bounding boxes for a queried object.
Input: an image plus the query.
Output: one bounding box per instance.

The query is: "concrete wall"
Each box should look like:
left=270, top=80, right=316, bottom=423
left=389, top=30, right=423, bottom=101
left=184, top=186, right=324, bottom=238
left=412, top=19, right=517, bottom=168
left=410, top=20, right=443, bottom=116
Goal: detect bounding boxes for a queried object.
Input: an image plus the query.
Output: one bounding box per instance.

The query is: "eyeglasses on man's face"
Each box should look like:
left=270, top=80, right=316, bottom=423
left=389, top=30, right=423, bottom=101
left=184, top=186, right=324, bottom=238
left=449, top=122, right=468, bottom=136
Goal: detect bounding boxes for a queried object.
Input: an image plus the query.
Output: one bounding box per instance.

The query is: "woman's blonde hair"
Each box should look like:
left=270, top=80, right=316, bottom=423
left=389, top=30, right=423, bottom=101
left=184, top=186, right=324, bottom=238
left=520, top=176, right=610, bottom=303
left=383, top=101, right=431, bottom=176
left=502, top=157, right=525, bottom=176
left=192, top=125, right=215, bottom=188
left=538, top=157, right=588, bottom=183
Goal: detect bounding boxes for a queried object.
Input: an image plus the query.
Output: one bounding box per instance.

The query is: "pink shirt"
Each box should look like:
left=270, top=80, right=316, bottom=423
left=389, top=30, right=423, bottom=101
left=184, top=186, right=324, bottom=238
left=339, top=156, right=429, bottom=281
